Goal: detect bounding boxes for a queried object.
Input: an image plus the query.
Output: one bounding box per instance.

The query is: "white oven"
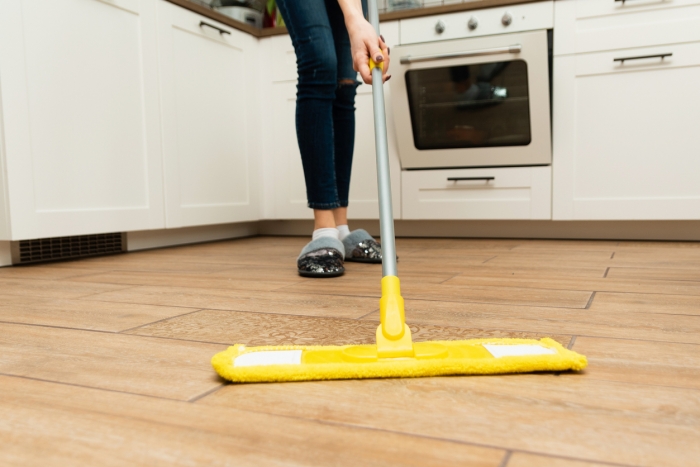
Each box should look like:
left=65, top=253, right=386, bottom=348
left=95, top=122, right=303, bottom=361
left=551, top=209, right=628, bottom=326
left=390, top=4, right=552, bottom=169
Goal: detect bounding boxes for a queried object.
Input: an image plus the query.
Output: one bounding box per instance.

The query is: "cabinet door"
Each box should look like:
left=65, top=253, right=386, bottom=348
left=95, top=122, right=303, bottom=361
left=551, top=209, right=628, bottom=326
left=157, top=1, right=259, bottom=228
left=0, top=0, right=165, bottom=240
left=266, top=22, right=401, bottom=220
left=553, top=42, right=700, bottom=220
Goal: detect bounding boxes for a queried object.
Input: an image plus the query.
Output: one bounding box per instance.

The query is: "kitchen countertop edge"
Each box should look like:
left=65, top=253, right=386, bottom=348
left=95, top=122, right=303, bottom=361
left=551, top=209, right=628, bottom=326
left=165, top=0, right=545, bottom=38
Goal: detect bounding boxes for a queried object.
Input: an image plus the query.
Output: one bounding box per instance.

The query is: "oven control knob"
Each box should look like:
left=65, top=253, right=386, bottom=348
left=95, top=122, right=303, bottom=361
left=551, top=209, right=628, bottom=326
left=435, top=20, right=446, bottom=34
left=467, top=16, right=478, bottom=31
left=502, top=12, right=513, bottom=26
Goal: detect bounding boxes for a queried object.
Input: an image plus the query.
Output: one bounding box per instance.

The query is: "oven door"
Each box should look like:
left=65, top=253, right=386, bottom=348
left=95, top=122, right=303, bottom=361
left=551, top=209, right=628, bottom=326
left=391, top=30, right=551, bottom=169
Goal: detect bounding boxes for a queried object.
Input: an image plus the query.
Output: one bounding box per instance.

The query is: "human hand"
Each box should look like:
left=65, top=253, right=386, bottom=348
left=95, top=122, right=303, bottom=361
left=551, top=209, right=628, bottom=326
left=346, top=18, right=391, bottom=85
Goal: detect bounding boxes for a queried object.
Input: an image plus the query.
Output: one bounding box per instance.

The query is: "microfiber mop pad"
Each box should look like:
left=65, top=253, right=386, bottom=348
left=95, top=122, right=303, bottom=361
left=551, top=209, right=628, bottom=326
left=212, top=337, right=586, bottom=384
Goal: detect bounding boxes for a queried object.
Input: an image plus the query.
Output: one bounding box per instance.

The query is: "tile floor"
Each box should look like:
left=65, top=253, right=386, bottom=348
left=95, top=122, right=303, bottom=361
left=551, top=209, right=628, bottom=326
left=1, top=236, right=698, bottom=466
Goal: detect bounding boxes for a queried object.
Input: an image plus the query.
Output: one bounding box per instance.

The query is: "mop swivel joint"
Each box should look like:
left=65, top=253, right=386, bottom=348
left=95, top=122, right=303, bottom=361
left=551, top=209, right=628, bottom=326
left=376, top=276, right=414, bottom=359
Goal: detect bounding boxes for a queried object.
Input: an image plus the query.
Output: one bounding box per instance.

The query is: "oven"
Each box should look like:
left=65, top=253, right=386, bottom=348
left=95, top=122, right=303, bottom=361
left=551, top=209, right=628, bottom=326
left=391, top=28, right=552, bottom=169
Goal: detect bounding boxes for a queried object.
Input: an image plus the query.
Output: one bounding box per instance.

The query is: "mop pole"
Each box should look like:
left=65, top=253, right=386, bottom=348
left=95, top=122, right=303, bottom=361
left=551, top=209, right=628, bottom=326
left=367, top=0, right=413, bottom=358
left=367, top=0, right=397, bottom=279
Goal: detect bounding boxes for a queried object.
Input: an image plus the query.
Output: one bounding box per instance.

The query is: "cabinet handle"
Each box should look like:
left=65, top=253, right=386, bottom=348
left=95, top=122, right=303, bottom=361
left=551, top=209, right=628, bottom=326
left=613, top=53, right=672, bottom=64
left=199, top=21, right=231, bottom=35
left=447, top=177, right=495, bottom=182
left=400, top=45, right=521, bottom=65
left=614, top=0, right=668, bottom=4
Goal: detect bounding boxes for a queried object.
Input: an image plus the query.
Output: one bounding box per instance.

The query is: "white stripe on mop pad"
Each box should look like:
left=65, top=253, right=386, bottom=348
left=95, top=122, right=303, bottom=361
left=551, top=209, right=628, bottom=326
left=234, top=350, right=303, bottom=367
left=483, top=344, right=557, bottom=359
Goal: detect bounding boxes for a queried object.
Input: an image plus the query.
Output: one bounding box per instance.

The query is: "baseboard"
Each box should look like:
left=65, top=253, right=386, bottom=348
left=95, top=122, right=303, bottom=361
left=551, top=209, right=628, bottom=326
left=126, top=222, right=260, bottom=251
left=0, top=241, right=11, bottom=267
left=260, top=219, right=700, bottom=242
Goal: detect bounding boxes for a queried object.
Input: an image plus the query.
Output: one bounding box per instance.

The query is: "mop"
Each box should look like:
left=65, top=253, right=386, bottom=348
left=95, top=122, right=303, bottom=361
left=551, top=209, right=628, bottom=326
left=211, top=0, right=587, bottom=383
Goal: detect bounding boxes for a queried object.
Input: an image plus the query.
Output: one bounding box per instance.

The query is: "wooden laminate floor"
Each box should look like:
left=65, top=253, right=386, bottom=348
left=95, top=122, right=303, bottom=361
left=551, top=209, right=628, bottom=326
left=1, top=236, right=699, bottom=466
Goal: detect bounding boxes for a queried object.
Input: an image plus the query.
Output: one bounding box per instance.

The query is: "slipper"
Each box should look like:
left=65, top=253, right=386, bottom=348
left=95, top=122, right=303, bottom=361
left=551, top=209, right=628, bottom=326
left=297, top=237, right=345, bottom=278
left=342, top=229, right=383, bottom=264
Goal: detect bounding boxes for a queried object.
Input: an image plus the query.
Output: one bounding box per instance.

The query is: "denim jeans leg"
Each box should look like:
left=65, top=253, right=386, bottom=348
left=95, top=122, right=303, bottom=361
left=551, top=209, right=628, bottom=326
left=326, top=0, right=362, bottom=208
left=276, top=0, right=340, bottom=210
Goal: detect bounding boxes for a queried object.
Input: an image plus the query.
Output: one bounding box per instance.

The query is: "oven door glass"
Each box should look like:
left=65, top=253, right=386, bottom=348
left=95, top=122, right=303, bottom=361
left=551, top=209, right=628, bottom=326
left=405, top=60, right=531, bottom=150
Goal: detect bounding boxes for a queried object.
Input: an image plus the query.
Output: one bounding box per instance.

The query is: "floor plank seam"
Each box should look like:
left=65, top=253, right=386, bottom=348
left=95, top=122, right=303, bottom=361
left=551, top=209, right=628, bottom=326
left=439, top=273, right=464, bottom=284
left=482, top=256, right=498, bottom=264
left=567, top=335, right=577, bottom=350
left=118, top=308, right=206, bottom=334
left=578, top=376, right=700, bottom=393
left=560, top=332, right=700, bottom=346
left=76, top=295, right=216, bottom=311
left=0, top=319, right=227, bottom=346
left=498, top=451, right=512, bottom=467
left=603, top=267, right=610, bottom=278
left=0, top=372, right=185, bottom=402
left=72, top=285, right=141, bottom=300
left=355, top=309, right=380, bottom=320
left=188, top=383, right=226, bottom=403
left=272, top=290, right=593, bottom=310
left=0, top=320, right=135, bottom=336
left=611, top=252, right=616, bottom=259
left=585, top=292, right=597, bottom=309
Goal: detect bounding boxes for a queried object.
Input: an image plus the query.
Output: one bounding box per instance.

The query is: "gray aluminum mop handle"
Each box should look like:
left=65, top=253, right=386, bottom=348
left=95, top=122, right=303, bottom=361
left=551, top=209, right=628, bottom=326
left=367, top=0, right=397, bottom=278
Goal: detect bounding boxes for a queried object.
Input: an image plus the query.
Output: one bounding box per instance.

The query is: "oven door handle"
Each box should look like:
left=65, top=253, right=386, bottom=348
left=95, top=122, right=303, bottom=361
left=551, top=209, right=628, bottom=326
left=400, top=45, right=522, bottom=65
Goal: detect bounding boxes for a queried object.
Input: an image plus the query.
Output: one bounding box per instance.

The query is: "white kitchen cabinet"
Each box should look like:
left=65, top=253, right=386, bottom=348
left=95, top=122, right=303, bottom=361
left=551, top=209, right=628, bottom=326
left=262, top=21, right=401, bottom=221
left=552, top=41, right=700, bottom=220
left=157, top=1, right=259, bottom=228
left=402, top=166, right=551, bottom=220
left=0, top=0, right=165, bottom=240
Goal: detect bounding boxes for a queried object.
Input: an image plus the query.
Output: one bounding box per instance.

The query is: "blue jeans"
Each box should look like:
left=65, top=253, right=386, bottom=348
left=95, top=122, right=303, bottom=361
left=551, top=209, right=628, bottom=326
left=276, top=0, right=366, bottom=210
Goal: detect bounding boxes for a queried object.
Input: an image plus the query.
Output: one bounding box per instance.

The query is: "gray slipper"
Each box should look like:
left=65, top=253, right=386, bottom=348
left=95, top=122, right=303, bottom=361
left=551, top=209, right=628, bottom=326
left=297, top=237, right=345, bottom=277
left=342, top=229, right=383, bottom=263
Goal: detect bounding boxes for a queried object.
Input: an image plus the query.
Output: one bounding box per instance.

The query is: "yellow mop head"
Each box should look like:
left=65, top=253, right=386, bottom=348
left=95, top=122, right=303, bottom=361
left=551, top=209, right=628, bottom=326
left=212, top=277, right=587, bottom=384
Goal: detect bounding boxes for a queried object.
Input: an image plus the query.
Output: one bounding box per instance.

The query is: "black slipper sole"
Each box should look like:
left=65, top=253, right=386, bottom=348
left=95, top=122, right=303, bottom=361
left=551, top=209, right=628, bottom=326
left=298, top=269, right=345, bottom=278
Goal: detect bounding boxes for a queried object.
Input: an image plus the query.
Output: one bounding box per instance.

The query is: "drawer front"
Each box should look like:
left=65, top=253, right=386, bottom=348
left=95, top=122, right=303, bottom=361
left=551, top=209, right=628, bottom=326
left=168, top=1, right=247, bottom=45
left=574, top=41, right=700, bottom=76
left=555, top=0, right=700, bottom=55
left=402, top=167, right=551, bottom=220
left=576, top=0, right=700, bottom=19
left=399, top=1, right=553, bottom=45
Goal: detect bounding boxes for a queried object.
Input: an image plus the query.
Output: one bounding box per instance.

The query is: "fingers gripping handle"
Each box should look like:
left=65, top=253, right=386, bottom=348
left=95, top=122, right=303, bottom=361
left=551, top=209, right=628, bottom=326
left=369, top=56, right=384, bottom=72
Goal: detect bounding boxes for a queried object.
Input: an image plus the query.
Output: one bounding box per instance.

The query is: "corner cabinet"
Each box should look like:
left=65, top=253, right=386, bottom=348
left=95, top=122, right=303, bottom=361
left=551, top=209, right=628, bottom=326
left=157, top=1, right=259, bottom=228
left=0, top=0, right=165, bottom=240
left=552, top=0, right=700, bottom=220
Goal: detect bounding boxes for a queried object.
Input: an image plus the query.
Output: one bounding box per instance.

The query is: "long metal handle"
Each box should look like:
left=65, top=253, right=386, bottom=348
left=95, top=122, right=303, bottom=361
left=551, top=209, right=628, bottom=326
left=613, top=53, right=672, bottom=64
left=368, top=0, right=397, bottom=278
left=447, top=177, right=495, bottom=182
left=199, top=21, right=231, bottom=35
left=400, top=44, right=522, bottom=65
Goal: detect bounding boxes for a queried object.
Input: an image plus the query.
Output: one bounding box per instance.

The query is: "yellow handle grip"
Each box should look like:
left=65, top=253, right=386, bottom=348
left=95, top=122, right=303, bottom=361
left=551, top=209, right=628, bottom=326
left=369, top=56, right=384, bottom=72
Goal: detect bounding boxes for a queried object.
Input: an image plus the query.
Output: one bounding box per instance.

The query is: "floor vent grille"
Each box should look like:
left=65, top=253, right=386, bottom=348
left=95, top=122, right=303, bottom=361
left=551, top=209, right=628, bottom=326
left=16, top=233, right=125, bottom=264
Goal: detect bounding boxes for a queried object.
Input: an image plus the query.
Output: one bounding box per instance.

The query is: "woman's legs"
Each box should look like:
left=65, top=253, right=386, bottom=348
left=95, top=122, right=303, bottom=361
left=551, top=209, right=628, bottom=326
left=276, top=0, right=341, bottom=230
left=277, top=0, right=363, bottom=233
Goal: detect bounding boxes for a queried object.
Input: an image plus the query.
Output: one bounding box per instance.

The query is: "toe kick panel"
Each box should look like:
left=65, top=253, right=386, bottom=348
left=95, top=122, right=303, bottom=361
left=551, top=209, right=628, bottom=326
left=401, top=166, right=551, bottom=220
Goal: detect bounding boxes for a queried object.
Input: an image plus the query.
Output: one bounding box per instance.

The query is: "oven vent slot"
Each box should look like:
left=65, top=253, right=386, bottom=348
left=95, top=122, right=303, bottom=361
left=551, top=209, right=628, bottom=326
left=14, top=233, right=125, bottom=264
